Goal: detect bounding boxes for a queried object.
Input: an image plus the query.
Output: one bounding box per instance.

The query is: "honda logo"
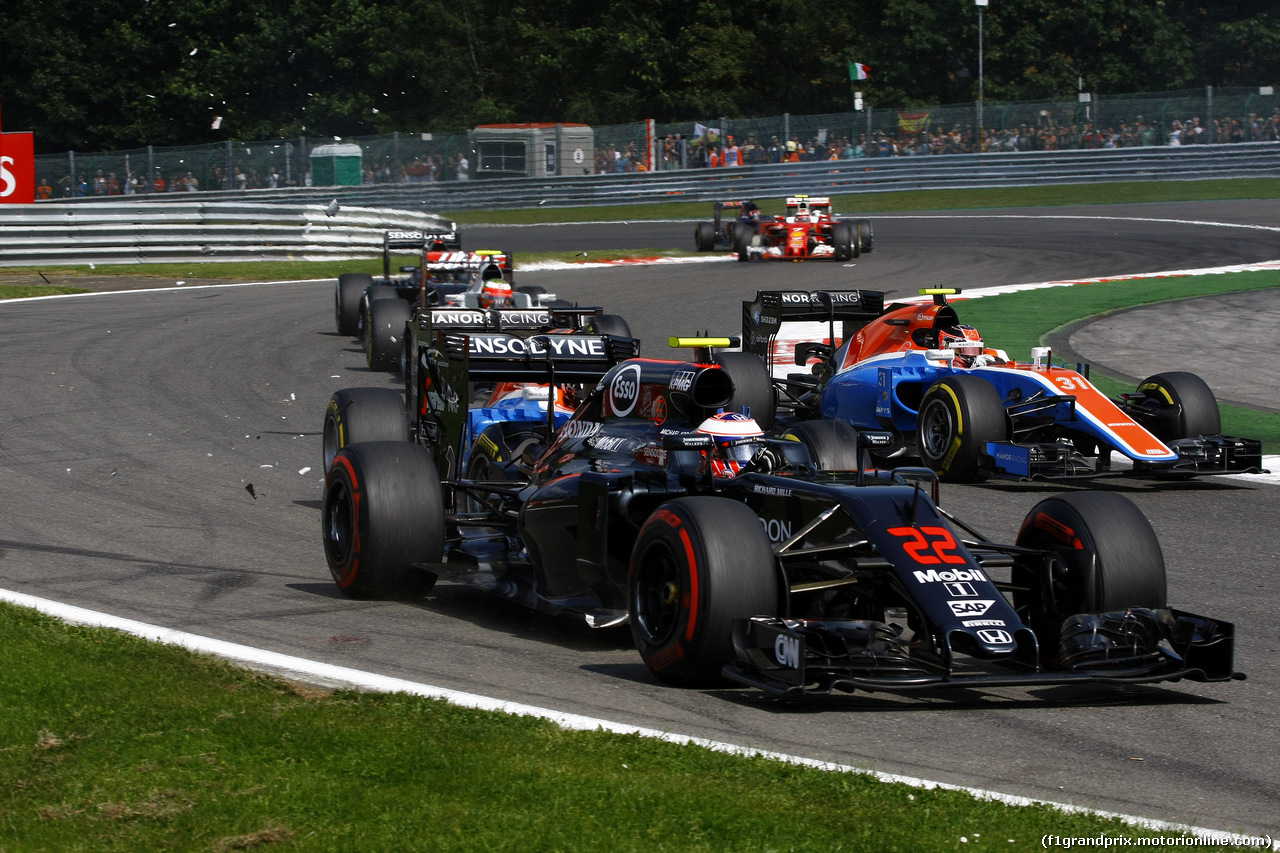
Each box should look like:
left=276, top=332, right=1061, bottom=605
left=977, top=629, right=1013, bottom=645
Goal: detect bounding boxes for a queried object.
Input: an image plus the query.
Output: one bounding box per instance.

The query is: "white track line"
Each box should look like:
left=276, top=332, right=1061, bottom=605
left=1, top=587, right=1273, bottom=848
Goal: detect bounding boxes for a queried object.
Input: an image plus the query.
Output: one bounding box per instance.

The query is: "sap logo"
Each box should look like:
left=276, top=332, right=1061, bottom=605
left=608, top=364, right=641, bottom=417
left=669, top=370, right=697, bottom=392
left=760, top=518, right=792, bottom=542
left=913, top=568, right=988, bottom=584
left=947, top=600, right=994, bottom=617
left=977, top=629, right=1014, bottom=645
left=774, top=633, right=801, bottom=668
left=944, top=582, right=978, bottom=597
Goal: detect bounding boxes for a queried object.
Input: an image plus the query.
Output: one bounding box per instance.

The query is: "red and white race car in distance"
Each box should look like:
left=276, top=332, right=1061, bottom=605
left=734, top=195, right=873, bottom=263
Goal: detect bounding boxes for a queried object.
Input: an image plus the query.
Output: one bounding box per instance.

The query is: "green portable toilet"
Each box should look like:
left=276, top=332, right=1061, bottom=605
left=309, top=143, right=363, bottom=186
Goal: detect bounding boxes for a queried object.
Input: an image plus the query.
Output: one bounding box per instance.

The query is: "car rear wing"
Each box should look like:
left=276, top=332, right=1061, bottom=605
left=422, top=329, right=639, bottom=474
left=381, top=227, right=461, bottom=278
left=423, top=249, right=510, bottom=273
left=740, top=290, right=886, bottom=374
left=416, top=305, right=604, bottom=336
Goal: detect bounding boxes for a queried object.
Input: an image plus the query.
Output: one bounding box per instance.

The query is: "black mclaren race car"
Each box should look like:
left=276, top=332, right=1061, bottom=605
left=320, top=322, right=1242, bottom=697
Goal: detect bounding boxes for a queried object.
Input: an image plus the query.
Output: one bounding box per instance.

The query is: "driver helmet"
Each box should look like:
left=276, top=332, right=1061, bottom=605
left=696, top=411, right=766, bottom=477
left=478, top=278, right=514, bottom=309
left=938, top=324, right=985, bottom=366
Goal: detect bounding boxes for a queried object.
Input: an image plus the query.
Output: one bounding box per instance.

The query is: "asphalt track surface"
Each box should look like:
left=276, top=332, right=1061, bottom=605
left=3, top=200, right=1279, bottom=838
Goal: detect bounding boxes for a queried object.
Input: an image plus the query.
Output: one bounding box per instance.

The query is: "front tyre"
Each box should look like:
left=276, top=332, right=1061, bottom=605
left=323, top=441, right=445, bottom=598
left=1133, top=371, right=1221, bottom=439
left=629, top=498, right=779, bottom=687
left=917, top=375, right=1007, bottom=482
left=1013, top=492, right=1167, bottom=663
left=831, top=222, right=859, bottom=261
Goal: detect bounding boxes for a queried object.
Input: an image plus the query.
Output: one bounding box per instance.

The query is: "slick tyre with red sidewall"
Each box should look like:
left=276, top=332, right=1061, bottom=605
left=323, top=441, right=445, bottom=599
left=1012, top=491, right=1167, bottom=663
left=629, top=498, right=779, bottom=686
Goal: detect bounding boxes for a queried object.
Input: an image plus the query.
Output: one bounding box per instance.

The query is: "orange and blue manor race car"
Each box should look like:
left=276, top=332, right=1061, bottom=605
left=318, top=316, right=1242, bottom=697
left=737, top=288, right=1265, bottom=482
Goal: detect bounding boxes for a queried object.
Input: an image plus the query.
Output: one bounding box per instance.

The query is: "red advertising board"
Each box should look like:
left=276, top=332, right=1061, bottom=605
left=0, top=131, right=35, bottom=204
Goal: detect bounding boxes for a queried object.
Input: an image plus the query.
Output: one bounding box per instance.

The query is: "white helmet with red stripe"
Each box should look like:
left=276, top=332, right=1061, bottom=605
left=696, top=411, right=766, bottom=477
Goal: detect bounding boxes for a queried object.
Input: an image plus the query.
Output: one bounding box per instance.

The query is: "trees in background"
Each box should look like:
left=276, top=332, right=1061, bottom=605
left=3, top=0, right=1277, bottom=153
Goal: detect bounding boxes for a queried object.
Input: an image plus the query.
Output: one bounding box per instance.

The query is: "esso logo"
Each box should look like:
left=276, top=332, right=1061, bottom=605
left=608, top=364, right=641, bottom=417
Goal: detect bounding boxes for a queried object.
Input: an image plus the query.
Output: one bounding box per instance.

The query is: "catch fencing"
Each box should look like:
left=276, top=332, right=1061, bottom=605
left=31, top=86, right=1280, bottom=199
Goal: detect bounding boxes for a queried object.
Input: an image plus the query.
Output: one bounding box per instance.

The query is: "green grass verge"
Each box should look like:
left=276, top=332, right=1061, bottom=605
left=955, top=270, right=1280, bottom=453
left=0, top=602, right=1249, bottom=852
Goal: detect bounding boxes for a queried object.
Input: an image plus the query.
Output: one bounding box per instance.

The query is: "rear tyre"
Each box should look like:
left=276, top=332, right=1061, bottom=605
left=367, top=298, right=413, bottom=371
left=780, top=420, right=862, bottom=471
left=713, top=351, right=776, bottom=430
left=917, top=375, right=1007, bottom=482
left=1013, top=492, right=1167, bottom=662
left=853, top=218, right=874, bottom=252
left=516, top=285, right=548, bottom=307
left=584, top=313, right=632, bottom=339
left=694, top=222, right=716, bottom=251
left=323, top=388, right=408, bottom=472
left=629, top=498, right=779, bottom=686
left=323, top=441, right=444, bottom=598
left=1134, top=371, right=1221, bottom=439
left=734, top=227, right=755, bottom=261
left=336, top=273, right=372, bottom=336
left=460, top=424, right=525, bottom=514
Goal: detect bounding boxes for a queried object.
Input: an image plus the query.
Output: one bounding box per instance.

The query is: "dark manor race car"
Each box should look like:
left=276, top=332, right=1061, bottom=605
left=734, top=288, right=1265, bottom=483
left=318, top=315, right=1242, bottom=697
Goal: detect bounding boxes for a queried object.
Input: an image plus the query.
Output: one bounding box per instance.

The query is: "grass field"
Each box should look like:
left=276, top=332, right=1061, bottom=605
left=1, top=181, right=1276, bottom=850
left=0, top=602, right=1255, bottom=852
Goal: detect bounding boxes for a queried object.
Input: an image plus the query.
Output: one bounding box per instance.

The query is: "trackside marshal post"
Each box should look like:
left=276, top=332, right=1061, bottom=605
left=0, top=103, right=36, bottom=205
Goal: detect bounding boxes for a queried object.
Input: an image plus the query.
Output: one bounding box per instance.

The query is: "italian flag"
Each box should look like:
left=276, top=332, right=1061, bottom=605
left=849, top=62, right=871, bottom=81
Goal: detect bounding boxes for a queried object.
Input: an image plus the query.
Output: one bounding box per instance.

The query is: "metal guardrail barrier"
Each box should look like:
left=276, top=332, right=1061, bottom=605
left=5, top=144, right=1278, bottom=266
left=0, top=202, right=455, bottom=267
left=48, top=142, right=1280, bottom=212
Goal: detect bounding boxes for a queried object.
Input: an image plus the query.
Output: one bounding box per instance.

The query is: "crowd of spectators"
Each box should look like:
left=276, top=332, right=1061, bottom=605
left=38, top=107, right=1280, bottom=195
left=659, top=107, right=1280, bottom=165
